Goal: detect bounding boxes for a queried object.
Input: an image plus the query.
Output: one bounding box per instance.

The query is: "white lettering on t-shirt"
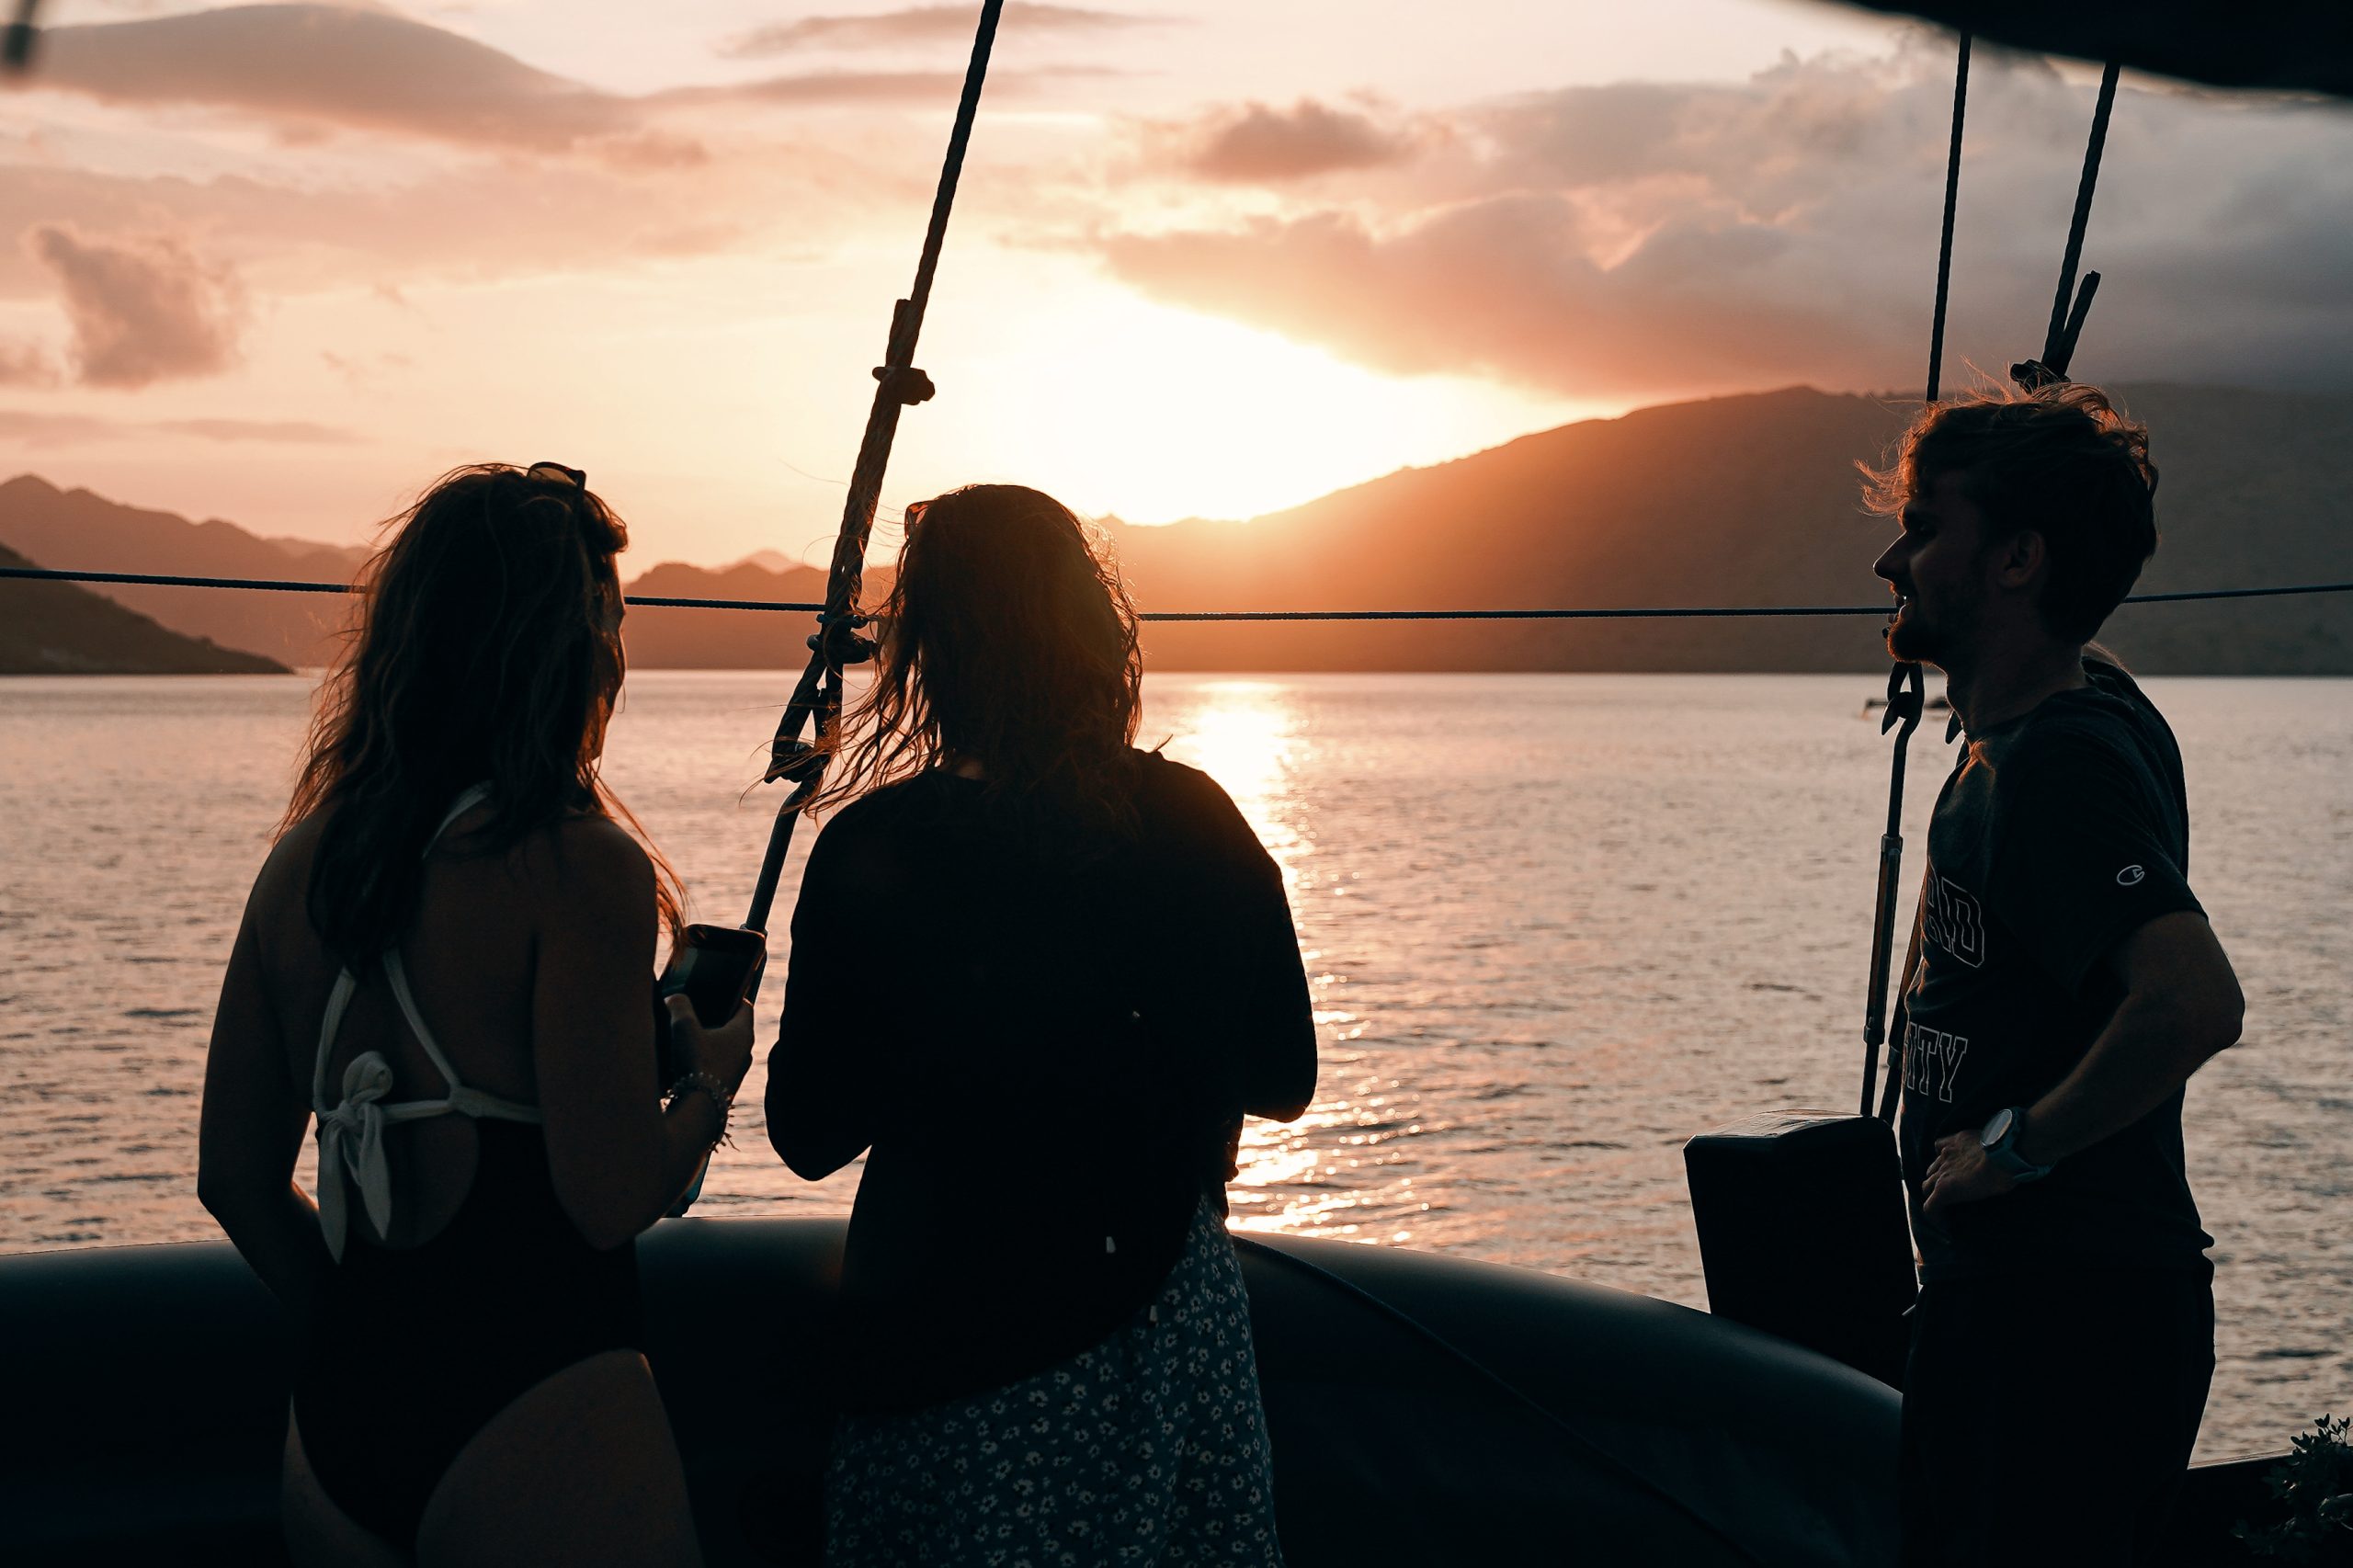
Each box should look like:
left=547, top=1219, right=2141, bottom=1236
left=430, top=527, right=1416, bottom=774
left=1923, top=866, right=1987, bottom=969
left=1902, top=1021, right=1971, bottom=1103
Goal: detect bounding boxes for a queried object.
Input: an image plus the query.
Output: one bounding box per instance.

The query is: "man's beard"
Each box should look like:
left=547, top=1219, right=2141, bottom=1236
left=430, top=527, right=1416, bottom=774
left=1884, top=607, right=1936, bottom=662
left=1883, top=594, right=1961, bottom=665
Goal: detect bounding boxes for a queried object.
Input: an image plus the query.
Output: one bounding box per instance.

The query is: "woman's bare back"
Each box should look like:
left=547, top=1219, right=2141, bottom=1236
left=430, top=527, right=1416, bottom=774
left=250, top=805, right=703, bottom=1567
left=260, top=801, right=580, bottom=1250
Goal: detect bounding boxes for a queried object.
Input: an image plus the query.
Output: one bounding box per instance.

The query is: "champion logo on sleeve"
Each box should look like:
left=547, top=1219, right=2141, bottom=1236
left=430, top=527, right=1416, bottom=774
left=2117, top=865, right=2147, bottom=886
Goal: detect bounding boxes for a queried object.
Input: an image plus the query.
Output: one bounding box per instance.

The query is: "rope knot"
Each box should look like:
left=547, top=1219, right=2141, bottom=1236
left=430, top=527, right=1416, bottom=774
left=807, top=611, right=878, bottom=667
left=872, top=365, right=936, bottom=406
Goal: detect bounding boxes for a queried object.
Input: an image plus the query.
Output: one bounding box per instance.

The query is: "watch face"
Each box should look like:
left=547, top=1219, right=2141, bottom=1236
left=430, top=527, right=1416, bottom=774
left=1981, top=1108, right=2015, bottom=1151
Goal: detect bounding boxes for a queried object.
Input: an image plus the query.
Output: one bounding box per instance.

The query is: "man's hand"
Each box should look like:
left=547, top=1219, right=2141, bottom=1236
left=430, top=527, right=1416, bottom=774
left=1922, top=1129, right=2018, bottom=1215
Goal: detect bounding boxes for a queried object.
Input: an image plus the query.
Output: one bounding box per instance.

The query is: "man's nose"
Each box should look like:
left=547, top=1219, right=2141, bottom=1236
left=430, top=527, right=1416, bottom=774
left=1870, top=541, right=1903, bottom=585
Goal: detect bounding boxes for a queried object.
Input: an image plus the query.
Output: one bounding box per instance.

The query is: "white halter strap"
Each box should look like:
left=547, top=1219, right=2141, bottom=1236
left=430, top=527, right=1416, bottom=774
left=312, top=783, right=544, bottom=1261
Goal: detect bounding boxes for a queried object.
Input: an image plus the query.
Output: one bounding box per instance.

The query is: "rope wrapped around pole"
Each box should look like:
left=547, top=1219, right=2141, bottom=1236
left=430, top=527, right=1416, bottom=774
left=741, top=0, right=1005, bottom=942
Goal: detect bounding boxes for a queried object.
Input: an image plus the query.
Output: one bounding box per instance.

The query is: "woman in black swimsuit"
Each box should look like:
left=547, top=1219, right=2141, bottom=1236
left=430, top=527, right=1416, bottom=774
left=767, top=483, right=1317, bottom=1564
left=199, top=463, right=752, bottom=1566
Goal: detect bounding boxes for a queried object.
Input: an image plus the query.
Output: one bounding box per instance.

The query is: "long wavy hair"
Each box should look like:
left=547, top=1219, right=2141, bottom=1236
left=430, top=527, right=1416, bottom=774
left=808, top=483, right=1143, bottom=839
left=284, top=463, right=683, bottom=968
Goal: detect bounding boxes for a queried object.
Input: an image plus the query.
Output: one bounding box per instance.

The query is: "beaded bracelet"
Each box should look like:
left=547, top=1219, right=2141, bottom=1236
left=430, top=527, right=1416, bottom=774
left=665, top=1070, right=734, bottom=1142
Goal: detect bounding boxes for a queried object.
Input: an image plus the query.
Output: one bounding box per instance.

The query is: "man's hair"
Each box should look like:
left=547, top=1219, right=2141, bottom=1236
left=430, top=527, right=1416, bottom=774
left=1859, top=382, right=2159, bottom=642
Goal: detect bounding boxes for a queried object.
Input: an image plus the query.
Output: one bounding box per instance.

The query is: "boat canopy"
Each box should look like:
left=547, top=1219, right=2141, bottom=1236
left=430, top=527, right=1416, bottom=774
left=1837, top=0, right=2353, bottom=98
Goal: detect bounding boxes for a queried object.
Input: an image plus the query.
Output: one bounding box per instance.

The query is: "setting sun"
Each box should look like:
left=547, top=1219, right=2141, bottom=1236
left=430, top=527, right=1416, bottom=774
left=914, top=257, right=1590, bottom=526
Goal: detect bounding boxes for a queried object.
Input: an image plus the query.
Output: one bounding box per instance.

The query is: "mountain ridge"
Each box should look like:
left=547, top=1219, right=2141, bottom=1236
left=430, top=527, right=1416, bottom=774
left=0, top=475, right=367, bottom=666
left=0, top=540, right=290, bottom=675
left=4, top=381, right=2347, bottom=674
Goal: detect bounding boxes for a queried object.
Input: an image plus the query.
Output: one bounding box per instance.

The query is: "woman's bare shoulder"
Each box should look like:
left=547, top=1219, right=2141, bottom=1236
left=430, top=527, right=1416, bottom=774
left=512, top=814, right=655, bottom=904
left=250, top=812, right=322, bottom=912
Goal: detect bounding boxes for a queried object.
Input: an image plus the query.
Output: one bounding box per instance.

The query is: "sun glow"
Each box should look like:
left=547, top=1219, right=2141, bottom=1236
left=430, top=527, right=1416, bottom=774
left=910, top=256, right=1586, bottom=528
left=1150, top=679, right=1306, bottom=877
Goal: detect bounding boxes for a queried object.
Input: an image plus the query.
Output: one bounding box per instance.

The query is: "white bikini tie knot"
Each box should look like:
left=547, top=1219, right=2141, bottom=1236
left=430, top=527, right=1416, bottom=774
left=317, top=1051, right=400, bottom=1261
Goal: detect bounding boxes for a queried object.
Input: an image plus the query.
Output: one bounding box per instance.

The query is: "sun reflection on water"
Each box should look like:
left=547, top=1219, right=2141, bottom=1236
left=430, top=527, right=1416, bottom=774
left=1152, top=678, right=1305, bottom=876
left=1147, top=679, right=1353, bottom=1234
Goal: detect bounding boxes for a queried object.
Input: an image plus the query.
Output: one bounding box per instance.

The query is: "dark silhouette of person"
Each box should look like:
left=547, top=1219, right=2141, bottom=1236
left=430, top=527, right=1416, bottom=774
left=766, top=483, right=1316, bottom=1565
left=199, top=463, right=752, bottom=1566
left=1865, top=387, right=2244, bottom=1565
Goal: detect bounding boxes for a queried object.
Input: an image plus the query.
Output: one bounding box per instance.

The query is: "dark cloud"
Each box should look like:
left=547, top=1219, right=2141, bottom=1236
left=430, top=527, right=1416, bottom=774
left=1100, top=49, right=2353, bottom=398
left=1163, top=99, right=1416, bottom=183
left=28, top=224, right=244, bottom=388
left=719, top=4, right=1164, bottom=58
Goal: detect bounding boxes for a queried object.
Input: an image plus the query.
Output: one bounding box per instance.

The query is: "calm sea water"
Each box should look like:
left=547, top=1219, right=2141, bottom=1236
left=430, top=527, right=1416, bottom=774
left=2, top=670, right=2346, bottom=1460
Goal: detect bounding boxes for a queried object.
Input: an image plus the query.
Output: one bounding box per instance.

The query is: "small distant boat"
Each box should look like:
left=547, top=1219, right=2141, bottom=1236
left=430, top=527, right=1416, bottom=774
left=1862, top=692, right=1950, bottom=716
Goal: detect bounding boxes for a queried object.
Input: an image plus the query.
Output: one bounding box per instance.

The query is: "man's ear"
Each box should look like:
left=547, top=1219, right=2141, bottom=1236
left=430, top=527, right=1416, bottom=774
left=1992, top=528, right=2047, bottom=593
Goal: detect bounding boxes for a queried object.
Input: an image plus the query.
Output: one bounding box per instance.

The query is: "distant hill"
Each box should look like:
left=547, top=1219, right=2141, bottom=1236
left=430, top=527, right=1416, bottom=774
left=621, top=559, right=828, bottom=670
left=5, top=383, right=2347, bottom=674
left=619, top=559, right=899, bottom=669
left=0, top=542, right=288, bottom=675
left=0, top=476, right=364, bottom=667
left=1104, top=383, right=2353, bottom=675
left=0, top=475, right=880, bottom=673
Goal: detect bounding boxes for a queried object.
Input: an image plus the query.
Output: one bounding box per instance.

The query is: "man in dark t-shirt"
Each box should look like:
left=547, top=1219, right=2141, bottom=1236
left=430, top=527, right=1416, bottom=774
left=1864, top=384, right=2245, bottom=1566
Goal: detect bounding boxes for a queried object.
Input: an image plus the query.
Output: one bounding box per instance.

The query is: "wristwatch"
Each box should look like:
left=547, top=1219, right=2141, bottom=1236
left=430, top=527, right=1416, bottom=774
left=1980, top=1107, right=2054, bottom=1184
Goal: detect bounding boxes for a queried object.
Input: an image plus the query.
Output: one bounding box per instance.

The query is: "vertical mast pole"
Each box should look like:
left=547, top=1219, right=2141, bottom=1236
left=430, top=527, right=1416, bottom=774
left=743, top=0, right=1007, bottom=945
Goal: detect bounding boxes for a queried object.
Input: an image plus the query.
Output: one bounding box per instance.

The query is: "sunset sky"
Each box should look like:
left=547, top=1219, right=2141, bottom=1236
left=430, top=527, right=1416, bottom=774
left=2, top=1, right=2349, bottom=568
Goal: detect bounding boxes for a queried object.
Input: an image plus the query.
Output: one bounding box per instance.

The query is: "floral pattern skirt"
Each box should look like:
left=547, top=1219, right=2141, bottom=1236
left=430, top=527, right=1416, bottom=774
left=824, top=1200, right=1285, bottom=1567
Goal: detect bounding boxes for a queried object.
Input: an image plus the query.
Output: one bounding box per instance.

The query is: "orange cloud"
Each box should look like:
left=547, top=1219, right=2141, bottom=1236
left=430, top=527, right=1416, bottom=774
left=0, top=407, right=357, bottom=443
left=19, top=4, right=1105, bottom=160
left=0, top=339, right=52, bottom=384
left=718, top=4, right=1168, bottom=57
left=30, top=4, right=632, bottom=153
left=28, top=224, right=245, bottom=388
left=651, top=65, right=1119, bottom=112
left=1159, top=99, right=1417, bottom=183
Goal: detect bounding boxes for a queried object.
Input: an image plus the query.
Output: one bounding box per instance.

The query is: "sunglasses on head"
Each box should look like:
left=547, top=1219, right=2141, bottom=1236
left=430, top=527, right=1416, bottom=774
left=526, top=461, right=585, bottom=488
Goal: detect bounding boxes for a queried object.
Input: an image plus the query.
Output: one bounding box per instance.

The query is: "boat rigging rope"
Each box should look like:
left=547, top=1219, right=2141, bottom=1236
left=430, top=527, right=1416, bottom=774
left=6, top=564, right=2350, bottom=619
left=2044, top=61, right=2122, bottom=373
left=1921, top=33, right=1972, bottom=406
left=2014, top=60, right=2122, bottom=387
